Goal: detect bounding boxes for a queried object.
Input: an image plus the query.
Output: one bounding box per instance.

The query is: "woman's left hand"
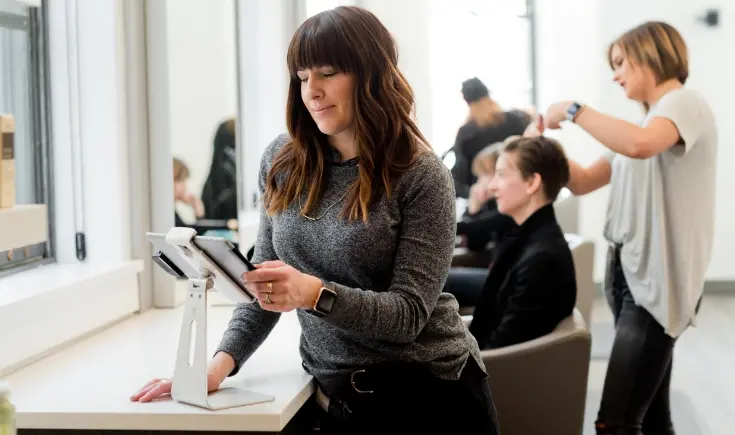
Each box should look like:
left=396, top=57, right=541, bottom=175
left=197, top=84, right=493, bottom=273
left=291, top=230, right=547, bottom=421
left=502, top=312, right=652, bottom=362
left=544, top=100, right=572, bottom=130
left=242, top=261, right=322, bottom=312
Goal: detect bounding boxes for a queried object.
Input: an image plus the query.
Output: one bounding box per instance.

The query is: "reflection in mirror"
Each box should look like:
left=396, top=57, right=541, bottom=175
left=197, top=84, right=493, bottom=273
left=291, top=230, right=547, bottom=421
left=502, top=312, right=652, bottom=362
left=169, top=0, right=239, bottom=246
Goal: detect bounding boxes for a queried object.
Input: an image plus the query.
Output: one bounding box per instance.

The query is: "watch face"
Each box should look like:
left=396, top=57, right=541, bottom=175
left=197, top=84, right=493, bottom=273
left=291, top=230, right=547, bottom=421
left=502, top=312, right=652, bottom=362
left=567, top=103, right=580, bottom=120
left=316, top=287, right=337, bottom=315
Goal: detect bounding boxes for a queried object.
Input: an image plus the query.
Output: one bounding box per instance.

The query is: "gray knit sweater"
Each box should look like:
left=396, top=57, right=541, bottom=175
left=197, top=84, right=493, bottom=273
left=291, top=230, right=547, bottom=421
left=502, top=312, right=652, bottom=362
left=216, top=134, right=484, bottom=396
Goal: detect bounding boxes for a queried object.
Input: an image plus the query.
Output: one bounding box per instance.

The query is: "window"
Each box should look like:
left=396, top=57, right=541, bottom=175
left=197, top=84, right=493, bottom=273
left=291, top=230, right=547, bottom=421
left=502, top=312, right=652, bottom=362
left=0, top=0, right=53, bottom=276
left=429, top=0, right=536, bottom=156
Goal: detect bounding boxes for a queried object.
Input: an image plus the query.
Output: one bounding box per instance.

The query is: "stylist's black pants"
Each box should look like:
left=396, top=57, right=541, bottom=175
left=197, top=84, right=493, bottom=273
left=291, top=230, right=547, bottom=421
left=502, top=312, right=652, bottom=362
left=314, top=357, right=499, bottom=435
left=595, top=246, right=675, bottom=435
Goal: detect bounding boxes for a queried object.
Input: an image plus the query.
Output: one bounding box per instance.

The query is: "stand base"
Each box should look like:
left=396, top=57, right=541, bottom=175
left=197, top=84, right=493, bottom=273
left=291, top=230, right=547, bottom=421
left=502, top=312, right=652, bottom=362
left=171, top=277, right=275, bottom=411
left=177, top=386, right=275, bottom=411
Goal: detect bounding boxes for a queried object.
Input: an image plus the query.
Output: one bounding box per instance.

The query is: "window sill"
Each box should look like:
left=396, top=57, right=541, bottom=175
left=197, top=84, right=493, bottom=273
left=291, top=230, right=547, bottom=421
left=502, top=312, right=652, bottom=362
left=0, top=260, right=143, bottom=375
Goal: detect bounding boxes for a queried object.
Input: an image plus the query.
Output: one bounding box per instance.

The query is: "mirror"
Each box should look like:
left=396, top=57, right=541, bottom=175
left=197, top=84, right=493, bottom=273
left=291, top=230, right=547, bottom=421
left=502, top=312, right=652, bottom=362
left=167, top=0, right=240, bottom=245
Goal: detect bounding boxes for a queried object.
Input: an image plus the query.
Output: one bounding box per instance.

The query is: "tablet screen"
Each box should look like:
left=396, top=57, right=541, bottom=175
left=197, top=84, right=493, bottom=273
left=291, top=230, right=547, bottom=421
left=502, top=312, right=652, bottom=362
left=193, top=237, right=255, bottom=295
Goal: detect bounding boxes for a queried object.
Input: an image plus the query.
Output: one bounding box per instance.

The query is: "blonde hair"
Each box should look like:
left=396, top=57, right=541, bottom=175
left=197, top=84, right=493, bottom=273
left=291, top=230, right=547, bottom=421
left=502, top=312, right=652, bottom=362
left=608, top=21, right=688, bottom=86
left=173, top=157, right=190, bottom=182
left=466, top=98, right=506, bottom=128
left=471, top=144, right=501, bottom=177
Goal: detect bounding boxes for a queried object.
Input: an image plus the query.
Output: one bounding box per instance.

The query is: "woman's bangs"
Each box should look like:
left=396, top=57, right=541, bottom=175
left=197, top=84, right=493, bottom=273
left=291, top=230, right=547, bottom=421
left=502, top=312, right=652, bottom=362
left=287, top=13, right=354, bottom=77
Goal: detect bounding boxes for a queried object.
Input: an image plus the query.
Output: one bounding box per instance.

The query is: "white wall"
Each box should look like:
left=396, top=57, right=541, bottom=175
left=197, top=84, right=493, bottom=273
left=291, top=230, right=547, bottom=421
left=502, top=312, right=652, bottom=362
left=360, top=0, right=433, bottom=144
left=428, top=0, right=536, bottom=156
left=535, top=1, right=734, bottom=283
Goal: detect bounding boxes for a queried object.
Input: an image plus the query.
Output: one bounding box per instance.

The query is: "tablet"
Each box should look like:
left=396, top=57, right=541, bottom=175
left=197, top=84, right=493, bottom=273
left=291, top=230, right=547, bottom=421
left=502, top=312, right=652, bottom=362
left=146, top=232, right=256, bottom=304
left=193, top=236, right=256, bottom=284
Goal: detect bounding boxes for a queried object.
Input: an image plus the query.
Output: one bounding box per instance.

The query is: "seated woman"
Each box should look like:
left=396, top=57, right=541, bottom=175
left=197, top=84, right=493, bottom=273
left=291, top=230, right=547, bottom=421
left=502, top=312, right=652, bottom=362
left=453, top=143, right=518, bottom=268
left=447, top=136, right=577, bottom=349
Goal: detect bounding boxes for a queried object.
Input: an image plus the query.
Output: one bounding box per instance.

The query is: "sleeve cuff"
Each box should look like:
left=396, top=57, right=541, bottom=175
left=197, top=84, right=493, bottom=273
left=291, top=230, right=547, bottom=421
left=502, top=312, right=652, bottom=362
left=321, top=282, right=362, bottom=330
left=214, top=337, right=246, bottom=377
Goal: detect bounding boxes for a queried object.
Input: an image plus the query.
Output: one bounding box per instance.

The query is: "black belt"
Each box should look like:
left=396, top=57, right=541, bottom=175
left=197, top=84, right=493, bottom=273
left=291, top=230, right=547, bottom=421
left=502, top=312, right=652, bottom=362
left=309, top=362, right=428, bottom=421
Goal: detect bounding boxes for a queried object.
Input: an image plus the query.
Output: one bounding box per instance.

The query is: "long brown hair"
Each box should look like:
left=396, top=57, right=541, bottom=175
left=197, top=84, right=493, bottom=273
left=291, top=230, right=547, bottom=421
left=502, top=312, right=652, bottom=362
left=263, top=6, right=431, bottom=222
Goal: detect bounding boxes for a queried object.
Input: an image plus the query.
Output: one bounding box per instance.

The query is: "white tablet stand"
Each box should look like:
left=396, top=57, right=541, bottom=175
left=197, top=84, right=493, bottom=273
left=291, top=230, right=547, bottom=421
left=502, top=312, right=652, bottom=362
left=161, top=227, right=274, bottom=410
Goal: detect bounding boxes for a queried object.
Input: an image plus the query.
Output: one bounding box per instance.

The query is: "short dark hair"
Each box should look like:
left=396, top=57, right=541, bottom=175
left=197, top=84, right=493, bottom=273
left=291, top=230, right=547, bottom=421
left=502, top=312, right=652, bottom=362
left=461, top=77, right=489, bottom=103
left=503, top=137, right=569, bottom=201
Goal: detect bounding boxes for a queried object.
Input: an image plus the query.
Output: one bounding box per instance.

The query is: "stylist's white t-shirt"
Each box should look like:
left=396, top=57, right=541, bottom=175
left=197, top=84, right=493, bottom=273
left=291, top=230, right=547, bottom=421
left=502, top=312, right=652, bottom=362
left=603, top=88, right=718, bottom=338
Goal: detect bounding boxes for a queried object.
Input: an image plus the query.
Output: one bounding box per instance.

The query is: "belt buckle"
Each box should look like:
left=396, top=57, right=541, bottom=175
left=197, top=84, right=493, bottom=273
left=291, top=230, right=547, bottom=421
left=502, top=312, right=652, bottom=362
left=350, top=369, right=374, bottom=394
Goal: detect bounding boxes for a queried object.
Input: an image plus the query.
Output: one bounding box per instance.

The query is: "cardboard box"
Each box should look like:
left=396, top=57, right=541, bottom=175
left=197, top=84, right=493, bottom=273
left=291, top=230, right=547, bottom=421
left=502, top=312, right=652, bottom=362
left=0, top=114, right=15, bottom=209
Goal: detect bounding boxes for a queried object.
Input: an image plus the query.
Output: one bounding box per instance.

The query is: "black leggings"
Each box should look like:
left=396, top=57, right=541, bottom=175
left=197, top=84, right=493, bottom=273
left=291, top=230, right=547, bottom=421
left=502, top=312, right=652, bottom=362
left=595, top=247, right=676, bottom=435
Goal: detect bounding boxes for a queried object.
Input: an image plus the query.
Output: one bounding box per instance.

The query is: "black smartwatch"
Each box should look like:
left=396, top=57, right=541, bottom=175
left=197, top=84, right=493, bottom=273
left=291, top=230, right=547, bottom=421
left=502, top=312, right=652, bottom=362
left=311, top=280, right=337, bottom=317
left=566, top=102, right=584, bottom=122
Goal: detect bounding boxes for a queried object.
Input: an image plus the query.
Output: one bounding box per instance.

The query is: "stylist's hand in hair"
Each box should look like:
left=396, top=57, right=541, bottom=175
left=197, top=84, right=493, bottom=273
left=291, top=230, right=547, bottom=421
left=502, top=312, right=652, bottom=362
left=523, top=114, right=545, bottom=138
left=544, top=101, right=573, bottom=129
left=242, top=261, right=323, bottom=312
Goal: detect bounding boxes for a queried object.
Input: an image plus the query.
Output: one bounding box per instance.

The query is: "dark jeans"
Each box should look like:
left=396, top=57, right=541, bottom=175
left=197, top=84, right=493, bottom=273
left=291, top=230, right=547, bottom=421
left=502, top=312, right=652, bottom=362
left=596, top=246, right=676, bottom=435
left=444, top=267, right=489, bottom=308
left=314, top=357, right=500, bottom=435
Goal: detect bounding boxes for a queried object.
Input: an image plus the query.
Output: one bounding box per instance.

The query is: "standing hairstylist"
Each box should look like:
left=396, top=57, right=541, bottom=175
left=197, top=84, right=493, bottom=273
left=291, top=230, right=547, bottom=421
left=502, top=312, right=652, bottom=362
left=533, top=21, right=717, bottom=435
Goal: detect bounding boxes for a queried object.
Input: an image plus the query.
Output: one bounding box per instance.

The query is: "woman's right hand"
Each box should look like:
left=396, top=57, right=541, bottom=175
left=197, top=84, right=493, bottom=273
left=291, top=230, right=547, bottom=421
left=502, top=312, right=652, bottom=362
left=129, top=374, right=222, bottom=403
left=130, top=352, right=234, bottom=402
left=468, top=183, right=489, bottom=215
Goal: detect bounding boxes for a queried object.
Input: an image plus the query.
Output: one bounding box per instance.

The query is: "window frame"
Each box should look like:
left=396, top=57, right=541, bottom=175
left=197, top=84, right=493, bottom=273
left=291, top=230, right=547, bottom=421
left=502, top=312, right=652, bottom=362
left=0, top=0, right=54, bottom=278
left=527, top=0, right=538, bottom=107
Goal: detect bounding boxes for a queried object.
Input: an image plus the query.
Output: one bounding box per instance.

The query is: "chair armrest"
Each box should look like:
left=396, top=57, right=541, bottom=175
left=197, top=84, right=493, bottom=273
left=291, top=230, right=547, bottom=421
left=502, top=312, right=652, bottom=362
left=480, top=327, right=590, bottom=361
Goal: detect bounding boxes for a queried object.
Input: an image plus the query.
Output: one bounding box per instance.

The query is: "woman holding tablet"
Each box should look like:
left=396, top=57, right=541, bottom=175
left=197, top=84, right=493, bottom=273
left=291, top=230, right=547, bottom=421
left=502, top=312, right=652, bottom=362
left=132, top=6, right=499, bottom=434
left=537, top=21, right=717, bottom=434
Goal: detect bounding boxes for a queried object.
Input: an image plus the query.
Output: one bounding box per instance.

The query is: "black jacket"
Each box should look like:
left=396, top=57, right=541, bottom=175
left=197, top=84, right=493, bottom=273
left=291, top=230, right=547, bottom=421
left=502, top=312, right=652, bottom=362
left=201, top=120, right=238, bottom=220
left=468, top=204, right=577, bottom=350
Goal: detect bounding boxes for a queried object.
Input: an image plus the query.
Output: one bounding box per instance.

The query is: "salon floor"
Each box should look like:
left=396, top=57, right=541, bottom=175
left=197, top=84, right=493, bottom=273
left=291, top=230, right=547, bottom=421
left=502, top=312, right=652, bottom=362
left=585, top=294, right=734, bottom=435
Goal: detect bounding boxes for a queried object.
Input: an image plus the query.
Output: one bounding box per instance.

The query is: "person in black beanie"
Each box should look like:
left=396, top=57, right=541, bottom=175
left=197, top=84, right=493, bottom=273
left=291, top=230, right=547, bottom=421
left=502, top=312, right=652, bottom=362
left=450, top=77, right=531, bottom=198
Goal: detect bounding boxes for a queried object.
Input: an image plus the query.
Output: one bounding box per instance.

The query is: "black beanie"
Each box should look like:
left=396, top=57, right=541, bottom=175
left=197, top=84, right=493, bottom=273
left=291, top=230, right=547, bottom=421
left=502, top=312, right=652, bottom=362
left=461, top=77, right=489, bottom=103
